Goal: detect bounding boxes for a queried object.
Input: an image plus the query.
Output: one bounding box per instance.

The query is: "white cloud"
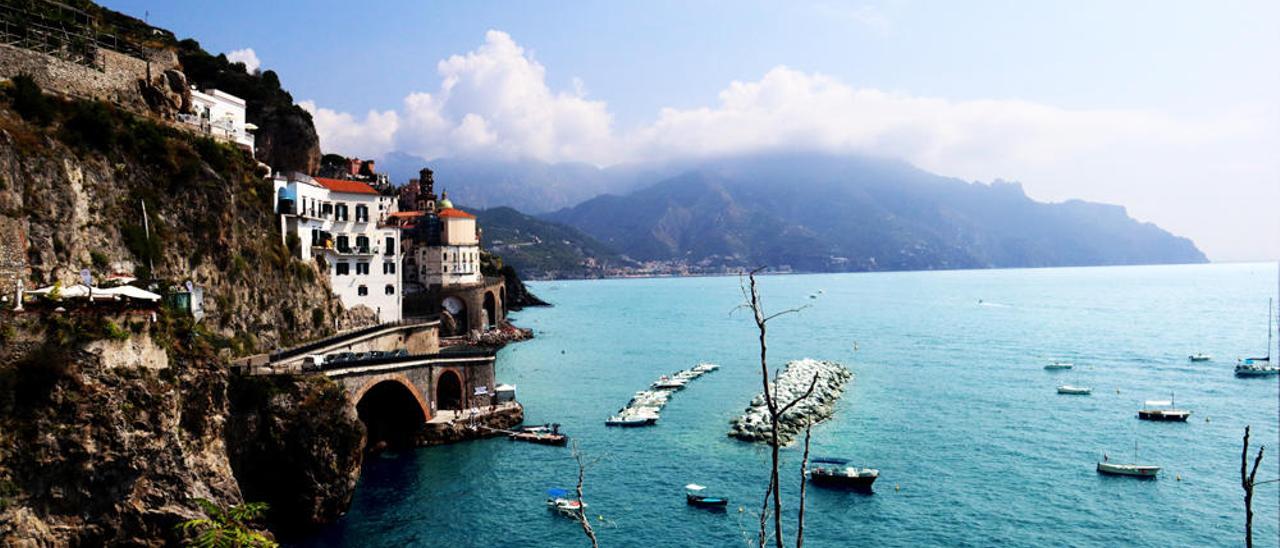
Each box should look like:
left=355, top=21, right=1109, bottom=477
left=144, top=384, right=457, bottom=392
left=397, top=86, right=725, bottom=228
left=225, top=48, right=261, bottom=73
left=301, top=31, right=1278, bottom=260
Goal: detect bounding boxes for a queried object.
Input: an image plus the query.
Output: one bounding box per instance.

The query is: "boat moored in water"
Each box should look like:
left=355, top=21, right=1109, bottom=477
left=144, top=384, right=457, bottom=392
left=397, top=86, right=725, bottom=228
left=1137, top=397, right=1191, bottom=422
left=546, top=488, right=586, bottom=515
left=685, top=484, right=729, bottom=508
left=1235, top=298, right=1277, bottom=377
left=511, top=424, right=568, bottom=445
left=1044, top=362, right=1074, bottom=370
left=1188, top=353, right=1211, bottom=362
left=1097, top=462, right=1160, bottom=478
left=805, top=457, right=879, bottom=490
left=1057, top=385, right=1092, bottom=395
left=605, top=413, right=658, bottom=427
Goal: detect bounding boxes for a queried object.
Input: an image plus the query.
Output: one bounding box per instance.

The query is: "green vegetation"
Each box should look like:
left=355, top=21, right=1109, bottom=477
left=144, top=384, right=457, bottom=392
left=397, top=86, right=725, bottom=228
left=177, top=498, right=277, bottom=548
left=6, top=75, right=54, bottom=126
left=475, top=206, right=624, bottom=278
left=90, top=250, right=110, bottom=270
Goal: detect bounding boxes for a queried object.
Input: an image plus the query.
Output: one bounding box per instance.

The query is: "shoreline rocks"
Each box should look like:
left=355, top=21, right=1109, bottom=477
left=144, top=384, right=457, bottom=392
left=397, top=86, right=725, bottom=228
left=728, top=359, right=852, bottom=446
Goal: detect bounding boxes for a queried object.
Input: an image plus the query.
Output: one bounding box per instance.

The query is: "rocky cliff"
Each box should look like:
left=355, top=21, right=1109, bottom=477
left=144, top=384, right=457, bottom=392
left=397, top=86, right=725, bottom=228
left=0, top=80, right=362, bottom=544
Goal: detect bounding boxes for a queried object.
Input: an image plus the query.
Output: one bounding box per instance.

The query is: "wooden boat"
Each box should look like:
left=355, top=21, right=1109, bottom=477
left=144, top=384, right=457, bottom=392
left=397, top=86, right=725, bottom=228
left=511, top=423, right=568, bottom=445
left=1057, top=385, right=1092, bottom=395
left=1097, top=442, right=1159, bottom=478
left=805, top=457, right=879, bottom=490
left=1137, top=397, right=1191, bottom=422
left=1044, top=362, right=1074, bottom=370
left=685, top=484, right=729, bottom=508
left=1187, top=353, right=1211, bottom=362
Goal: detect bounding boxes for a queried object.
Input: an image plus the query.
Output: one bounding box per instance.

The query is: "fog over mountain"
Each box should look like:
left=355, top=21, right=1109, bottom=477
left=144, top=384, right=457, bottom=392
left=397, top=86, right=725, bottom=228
left=542, top=153, right=1207, bottom=272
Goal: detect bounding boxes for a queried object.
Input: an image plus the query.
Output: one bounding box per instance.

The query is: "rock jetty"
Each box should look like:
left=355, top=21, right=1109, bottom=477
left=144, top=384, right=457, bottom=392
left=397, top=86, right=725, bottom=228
left=728, top=359, right=852, bottom=446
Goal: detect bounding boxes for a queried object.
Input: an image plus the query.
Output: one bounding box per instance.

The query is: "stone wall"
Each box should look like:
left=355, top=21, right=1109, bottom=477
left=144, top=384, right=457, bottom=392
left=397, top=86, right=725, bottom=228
left=0, top=216, right=25, bottom=300
left=0, top=44, right=175, bottom=114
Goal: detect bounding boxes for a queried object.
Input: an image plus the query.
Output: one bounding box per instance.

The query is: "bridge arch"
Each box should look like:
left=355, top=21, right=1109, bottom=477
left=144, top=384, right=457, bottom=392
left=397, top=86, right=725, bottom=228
left=442, top=296, right=469, bottom=336
left=436, top=369, right=463, bottom=411
left=353, top=374, right=429, bottom=451
left=482, top=291, right=497, bottom=330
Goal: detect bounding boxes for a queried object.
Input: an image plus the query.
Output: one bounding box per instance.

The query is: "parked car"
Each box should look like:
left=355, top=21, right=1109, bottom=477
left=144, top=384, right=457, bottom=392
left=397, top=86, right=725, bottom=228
left=368, top=350, right=385, bottom=359
left=301, top=355, right=325, bottom=372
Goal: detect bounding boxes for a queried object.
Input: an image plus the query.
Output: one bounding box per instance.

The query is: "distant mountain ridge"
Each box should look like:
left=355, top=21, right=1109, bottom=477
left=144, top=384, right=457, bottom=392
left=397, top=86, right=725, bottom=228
left=544, top=153, right=1207, bottom=272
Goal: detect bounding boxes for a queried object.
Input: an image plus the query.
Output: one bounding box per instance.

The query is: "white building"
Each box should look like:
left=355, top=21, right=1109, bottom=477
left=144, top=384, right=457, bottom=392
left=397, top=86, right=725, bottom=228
left=272, top=174, right=403, bottom=323
left=416, top=195, right=482, bottom=287
left=188, top=88, right=256, bottom=150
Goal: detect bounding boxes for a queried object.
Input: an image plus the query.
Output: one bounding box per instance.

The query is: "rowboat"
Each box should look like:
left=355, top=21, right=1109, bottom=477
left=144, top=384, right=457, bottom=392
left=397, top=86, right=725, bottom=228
left=1097, top=442, right=1160, bottom=478
left=1044, top=362, right=1074, bottom=370
left=1057, top=385, right=1092, bottom=395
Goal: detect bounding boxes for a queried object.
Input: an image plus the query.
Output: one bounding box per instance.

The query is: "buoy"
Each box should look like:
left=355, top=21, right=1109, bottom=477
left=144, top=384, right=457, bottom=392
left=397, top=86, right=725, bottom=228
left=1205, top=417, right=1210, bottom=423
left=1176, top=474, right=1182, bottom=481
left=895, top=484, right=901, bottom=492
left=738, top=506, right=745, bottom=513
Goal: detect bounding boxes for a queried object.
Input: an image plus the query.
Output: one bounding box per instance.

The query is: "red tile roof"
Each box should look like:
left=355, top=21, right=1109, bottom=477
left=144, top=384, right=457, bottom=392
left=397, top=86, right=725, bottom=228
left=387, top=211, right=426, bottom=219
left=438, top=207, right=475, bottom=219
left=313, top=177, right=379, bottom=195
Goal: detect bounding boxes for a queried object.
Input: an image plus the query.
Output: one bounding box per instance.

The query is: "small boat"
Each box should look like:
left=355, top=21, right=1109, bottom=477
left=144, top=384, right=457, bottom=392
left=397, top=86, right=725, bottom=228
left=1057, top=385, right=1092, bottom=395
left=605, top=414, right=657, bottom=427
left=692, top=363, right=720, bottom=373
left=1044, top=362, right=1074, bottom=370
left=1236, top=298, right=1277, bottom=377
left=511, top=423, right=568, bottom=445
left=652, top=376, right=687, bottom=390
left=685, top=484, right=729, bottom=508
left=805, top=457, right=879, bottom=490
left=1188, top=353, right=1211, bottom=362
left=1137, top=395, right=1191, bottom=422
left=546, top=488, right=585, bottom=516
left=1097, top=442, right=1160, bottom=478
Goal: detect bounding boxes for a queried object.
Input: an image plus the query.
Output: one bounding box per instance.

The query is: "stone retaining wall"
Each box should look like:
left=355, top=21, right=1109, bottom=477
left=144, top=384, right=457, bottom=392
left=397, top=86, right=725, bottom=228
left=0, top=44, right=178, bottom=113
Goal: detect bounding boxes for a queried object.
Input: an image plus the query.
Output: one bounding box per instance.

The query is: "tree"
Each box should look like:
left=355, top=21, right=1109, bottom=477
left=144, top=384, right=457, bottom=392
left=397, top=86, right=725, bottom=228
left=736, top=268, right=817, bottom=548
left=177, top=498, right=276, bottom=548
left=570, top=441, right=600, bottom=548
left=1240, top=426, right=1266, bottom=548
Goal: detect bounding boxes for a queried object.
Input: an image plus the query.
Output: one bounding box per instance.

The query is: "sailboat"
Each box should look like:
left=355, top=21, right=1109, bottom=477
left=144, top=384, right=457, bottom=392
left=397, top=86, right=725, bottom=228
left=1097, top=441, right=1160, bottom=478
left=1236, top=297, right=1278, bottom=377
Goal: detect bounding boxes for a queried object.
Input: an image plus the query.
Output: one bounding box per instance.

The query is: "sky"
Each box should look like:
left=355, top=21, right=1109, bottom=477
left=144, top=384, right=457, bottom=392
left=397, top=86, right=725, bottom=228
left=100, top=0, right=1279, bottom=262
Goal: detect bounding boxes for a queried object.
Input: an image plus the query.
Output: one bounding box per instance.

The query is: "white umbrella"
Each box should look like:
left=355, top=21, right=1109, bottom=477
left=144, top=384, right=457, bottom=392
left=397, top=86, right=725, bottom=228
left=101, top=285, right=161, bottom=302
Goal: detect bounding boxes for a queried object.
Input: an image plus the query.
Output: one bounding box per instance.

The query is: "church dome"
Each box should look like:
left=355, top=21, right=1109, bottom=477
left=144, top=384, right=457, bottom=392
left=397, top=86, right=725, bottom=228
left=438, top=190, right=453, bottom=210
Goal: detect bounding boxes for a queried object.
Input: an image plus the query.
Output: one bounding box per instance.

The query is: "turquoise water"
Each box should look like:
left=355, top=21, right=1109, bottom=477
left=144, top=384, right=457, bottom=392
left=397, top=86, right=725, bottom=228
left=302, top=263, right=1280, bottom=547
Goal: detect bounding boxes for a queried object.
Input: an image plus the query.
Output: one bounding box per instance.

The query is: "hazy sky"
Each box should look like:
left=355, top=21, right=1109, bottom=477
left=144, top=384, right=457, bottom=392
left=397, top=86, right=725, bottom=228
left=102, top=0, right=1279, bottom=261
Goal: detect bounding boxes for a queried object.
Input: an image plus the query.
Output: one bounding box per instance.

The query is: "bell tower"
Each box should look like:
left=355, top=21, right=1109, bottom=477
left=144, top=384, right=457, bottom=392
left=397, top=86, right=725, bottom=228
left=417, top=167, right=438, bottom=212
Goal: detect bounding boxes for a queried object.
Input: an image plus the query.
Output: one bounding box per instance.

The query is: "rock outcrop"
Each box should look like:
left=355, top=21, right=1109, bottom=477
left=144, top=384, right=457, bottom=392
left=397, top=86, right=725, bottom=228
left=225, top=375, right=365, bottom=535
left=728, top=359, right=852, bottom=446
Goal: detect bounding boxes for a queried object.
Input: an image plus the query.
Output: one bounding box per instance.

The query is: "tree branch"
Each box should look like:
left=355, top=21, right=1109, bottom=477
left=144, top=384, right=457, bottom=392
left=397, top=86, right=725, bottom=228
left=572, top=441, right=599, bottom=548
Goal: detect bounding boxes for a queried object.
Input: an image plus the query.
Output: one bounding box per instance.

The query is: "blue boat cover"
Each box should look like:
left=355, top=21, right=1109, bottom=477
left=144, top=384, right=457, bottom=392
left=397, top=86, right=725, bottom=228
left=547, top=488, right=571, bottom=497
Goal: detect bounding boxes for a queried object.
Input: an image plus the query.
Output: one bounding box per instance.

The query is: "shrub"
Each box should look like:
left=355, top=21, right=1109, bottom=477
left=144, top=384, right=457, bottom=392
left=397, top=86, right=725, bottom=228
left=90, top=250, right=110, bottom=270
left=177, top=498, right=276, bottom=548
left=100, top=319, right=130, bottom=341
left=7, top=74, right=54, bottom=126
left=61, top=101, right=117, bottom=152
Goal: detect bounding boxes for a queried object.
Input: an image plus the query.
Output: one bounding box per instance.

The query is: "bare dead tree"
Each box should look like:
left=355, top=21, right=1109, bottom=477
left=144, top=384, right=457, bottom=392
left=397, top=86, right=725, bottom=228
left=796, top=422, right=813, bottom=548
left=571, top=441, right=600, bottom=548
left=735, top=268, right=816, bottom=548
left=1241, top=426, right=1265, bottom=548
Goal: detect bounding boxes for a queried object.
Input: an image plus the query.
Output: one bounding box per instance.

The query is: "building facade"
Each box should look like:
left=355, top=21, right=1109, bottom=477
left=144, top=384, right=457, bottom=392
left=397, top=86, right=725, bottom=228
left=273, top=174, right=403, bottom=323
left=187, top=88, right=255, bottom=150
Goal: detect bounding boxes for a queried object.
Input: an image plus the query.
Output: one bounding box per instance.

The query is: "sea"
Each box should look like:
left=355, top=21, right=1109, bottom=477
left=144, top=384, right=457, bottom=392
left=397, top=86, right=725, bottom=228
left=300, top=262, right=1280, bottom=547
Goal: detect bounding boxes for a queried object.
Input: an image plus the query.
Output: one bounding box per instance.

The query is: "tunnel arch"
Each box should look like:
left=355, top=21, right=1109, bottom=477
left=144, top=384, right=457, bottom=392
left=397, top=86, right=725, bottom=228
left=482, top=291, right=497, bottom=330
left=441, top=296, right=469, bottom=336
left=354, top=375, right=428, bottom=451
left=436, top=370, right=463, bottom=411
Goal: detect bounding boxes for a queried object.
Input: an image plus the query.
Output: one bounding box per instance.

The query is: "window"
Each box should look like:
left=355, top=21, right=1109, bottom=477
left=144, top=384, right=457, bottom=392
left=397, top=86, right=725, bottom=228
left=385, top=237, right=395, bottom=255
left=322, top=203, right=333, bottom=217
left=385, top=284, right=395, bottom=295
left=310, top=229, right=319, bottom=245
left=357, top=285, right=368, bottom=296
left=335, top=204, right=348, bottom=221
left=336, top=262, right=350, bottom=275
left=442, top=251, right=448, bottom=261
left=355, top=205, right=368, bottom=223
left=383, top=262, right=396, bottom=275
left=336, top=235, right=349, bottom=252
left=443, top=265, right=448, bottom=273
left=356, top=262, right=370, bottom=275
left=355, top=236, right=369, bottom=252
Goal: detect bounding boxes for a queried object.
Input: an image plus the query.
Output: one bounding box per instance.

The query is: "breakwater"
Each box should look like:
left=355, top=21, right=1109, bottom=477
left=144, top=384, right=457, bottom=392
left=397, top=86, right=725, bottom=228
left=728, top=358, right=852, bottom=445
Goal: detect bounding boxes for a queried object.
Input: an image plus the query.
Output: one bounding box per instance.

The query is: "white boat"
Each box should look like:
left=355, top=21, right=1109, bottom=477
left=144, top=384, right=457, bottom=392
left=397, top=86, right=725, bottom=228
left=605, top=414, right=657, bottom=427
left=1057, top=385, right=1092, bottom=395
left=692, top=363, right=720, bottom=373
left=1235, top=298, right=1277, bottom=377
left=1044, top=362, right=1074, bottom=370
left=546, top=488, right=585, bottom=515
left=652, top=376, right=687, bottom=389
left=1097, top=442, right=1160, bottom=478
left=1138, top=396, right=1191, bottom=422
left=1188, top=353, right=1211, bottom=362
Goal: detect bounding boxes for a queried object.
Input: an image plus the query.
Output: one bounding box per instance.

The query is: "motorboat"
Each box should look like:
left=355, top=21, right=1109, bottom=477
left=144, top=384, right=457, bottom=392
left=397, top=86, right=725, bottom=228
left=1137, top=396, right=1191, bottom=422
left=805, top=457, right=879, bottom=490
left=1044, top=362, right=1074, bottom=370
left=692, top=363, right=720, bottom=373
left=652, top=376, right=687, bottom=390
left=1057, top=385, right=1092, bottom=395
left=1187, top=353, right=1211, bottom=362
left=546, top=488, right=586, bottom=516
left=1097, top=442, right=1159, bottom=478
left=605, top=414, right=657, bottom=427
left=510, top=423, right=568, bottom=445
left=685, top=484, right=729, bottom=508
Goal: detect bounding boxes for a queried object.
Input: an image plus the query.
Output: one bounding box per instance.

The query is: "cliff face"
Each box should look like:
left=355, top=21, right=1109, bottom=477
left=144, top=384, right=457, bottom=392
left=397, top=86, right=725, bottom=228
left=0, top=84, right=361, bottom=544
